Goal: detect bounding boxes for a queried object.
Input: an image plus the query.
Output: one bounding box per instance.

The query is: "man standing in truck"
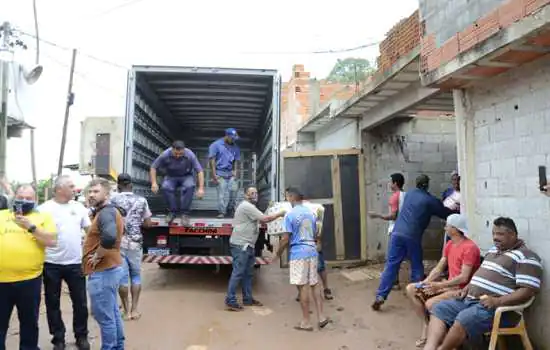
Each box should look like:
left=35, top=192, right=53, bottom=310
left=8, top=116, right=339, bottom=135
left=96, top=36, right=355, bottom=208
left=209, top=128, right=241, bottom=218
left=150, top=140, right=205, bottom=226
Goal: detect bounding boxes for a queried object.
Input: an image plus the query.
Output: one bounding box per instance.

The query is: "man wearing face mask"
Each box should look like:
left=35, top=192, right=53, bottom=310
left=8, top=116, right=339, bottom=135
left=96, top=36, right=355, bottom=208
left=209, top=128, right=241, bottom=218
left=224, top=186, right=285, bottom=311
left=0, top=184, right=57, bottom=350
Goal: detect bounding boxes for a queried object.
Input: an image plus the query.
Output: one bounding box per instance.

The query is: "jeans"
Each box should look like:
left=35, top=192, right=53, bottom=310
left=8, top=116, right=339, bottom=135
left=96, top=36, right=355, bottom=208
left=317, top=251, right=326, bottom=273
left=161, top=175, right=195, bottom=215
left=43, top=263, right=89, bottom=345
left=376, top=234, right=424, bottom=300
left=0, top=276, right=42, bottom=350
left=88, top=266, right=125, bottom=350
left=217, top=176, right=238, bottom=215
left=225, top=244, right=255, bottom=305
left=120, top=248, right=143, bottom=287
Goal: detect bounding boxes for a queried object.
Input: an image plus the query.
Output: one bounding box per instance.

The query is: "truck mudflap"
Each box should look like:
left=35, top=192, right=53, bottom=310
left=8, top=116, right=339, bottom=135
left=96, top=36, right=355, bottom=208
left=142, top=254, right=270, bottom=265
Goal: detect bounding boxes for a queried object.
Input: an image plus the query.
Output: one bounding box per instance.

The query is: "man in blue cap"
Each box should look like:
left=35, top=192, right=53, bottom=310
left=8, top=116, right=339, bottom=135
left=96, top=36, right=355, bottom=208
left=208, top=128, right=241, bottom=218
left=150, top=140, right=205, bottom=226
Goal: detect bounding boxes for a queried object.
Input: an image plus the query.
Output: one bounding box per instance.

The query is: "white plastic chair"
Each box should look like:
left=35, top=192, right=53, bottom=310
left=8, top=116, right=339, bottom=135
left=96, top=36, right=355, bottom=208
left=487, top=296, right=535, bottom=350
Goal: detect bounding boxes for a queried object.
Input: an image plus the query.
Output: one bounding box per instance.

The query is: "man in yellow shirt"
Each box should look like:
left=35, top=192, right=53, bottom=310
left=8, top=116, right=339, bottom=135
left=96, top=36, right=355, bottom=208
left=0, top=184, right=57, bottom=350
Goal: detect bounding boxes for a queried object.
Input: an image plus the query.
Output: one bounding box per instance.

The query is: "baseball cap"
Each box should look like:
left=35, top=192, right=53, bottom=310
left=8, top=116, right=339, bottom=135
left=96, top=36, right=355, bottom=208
left=117, top=173, right=132, bottom=185
left=225, top=128, right=239, bottom=140
left=446, top=214, right=468, bottom=236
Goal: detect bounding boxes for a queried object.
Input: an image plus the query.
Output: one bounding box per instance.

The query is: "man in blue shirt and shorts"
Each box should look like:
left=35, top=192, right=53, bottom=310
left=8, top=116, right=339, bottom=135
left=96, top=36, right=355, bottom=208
left=273, top=187, right=330, bottom=332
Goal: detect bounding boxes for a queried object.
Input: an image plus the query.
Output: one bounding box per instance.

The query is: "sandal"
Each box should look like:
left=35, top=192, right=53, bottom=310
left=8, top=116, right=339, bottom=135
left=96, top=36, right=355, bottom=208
left=318, top=318, right=331, bottom=329
left=415, top=338, right=427, bottom=347
left=130, top=311, right=142, bottom=320
left=323, top=288, right=334, bottom=300
left=293, top=324, right=314, bottom=332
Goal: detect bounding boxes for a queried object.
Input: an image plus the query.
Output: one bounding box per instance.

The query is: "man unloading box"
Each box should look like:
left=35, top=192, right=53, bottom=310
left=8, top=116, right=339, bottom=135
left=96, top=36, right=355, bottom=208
left=150, top=140, right=205, bottom=226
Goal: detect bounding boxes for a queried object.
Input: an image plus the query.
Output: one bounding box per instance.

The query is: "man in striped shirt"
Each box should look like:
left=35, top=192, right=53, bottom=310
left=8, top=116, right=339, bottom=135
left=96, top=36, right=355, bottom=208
left=424, top=217, right=543, bottom=350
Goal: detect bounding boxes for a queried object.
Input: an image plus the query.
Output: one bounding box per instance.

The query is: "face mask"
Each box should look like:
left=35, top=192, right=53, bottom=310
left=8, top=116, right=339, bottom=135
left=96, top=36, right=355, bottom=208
left=13, top=199, right=36, bottom=215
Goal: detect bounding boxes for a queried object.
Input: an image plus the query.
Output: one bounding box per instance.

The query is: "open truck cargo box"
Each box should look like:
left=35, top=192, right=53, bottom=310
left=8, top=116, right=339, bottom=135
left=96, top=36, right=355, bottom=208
left=123, top=66, right=281, bottom=265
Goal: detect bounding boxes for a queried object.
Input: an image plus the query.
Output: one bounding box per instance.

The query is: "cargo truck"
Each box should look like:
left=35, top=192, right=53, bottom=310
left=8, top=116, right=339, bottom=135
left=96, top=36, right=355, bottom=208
left=122, top=66, right=281, bottom=268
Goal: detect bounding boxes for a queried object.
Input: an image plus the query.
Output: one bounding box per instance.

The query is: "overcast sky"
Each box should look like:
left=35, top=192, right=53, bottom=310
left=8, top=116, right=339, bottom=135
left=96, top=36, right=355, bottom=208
left=2, top=0, right=418, bottom=182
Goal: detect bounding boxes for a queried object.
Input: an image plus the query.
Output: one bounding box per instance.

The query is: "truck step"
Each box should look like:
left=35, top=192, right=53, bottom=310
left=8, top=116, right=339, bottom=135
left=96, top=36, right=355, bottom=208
left=142, top=254, right=270, bottom=265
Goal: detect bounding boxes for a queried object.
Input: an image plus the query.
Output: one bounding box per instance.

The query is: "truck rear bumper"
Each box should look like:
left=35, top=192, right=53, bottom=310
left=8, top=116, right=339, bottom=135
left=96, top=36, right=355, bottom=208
left=142, top=254, right=270, bottom=265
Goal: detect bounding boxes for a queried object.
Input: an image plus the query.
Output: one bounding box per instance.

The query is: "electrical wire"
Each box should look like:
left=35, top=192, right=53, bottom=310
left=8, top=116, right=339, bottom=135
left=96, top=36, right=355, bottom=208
left=240, top=40, right=381, bottom=55
left=86, top=0, right=148, bottom=20
left=32, top=0, right=40, bottom=64
left=17, top=30, right=128, bottom=70
left=42, top=51, right=125, bottom=99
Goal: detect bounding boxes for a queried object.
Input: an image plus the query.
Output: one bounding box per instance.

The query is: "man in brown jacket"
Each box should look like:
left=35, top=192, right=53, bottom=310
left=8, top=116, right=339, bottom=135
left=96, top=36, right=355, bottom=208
left=82, top=178, right=125, bottom=350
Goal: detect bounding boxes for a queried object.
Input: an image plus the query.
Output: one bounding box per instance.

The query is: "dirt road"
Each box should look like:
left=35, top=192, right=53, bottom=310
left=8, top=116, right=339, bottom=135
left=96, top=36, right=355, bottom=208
left=6, top=263, right=420, bottom=350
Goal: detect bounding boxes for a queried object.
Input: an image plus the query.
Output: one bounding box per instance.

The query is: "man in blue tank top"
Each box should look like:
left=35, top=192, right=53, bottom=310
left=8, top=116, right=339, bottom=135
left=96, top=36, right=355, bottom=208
left=150, top=140, right=205, bottom=226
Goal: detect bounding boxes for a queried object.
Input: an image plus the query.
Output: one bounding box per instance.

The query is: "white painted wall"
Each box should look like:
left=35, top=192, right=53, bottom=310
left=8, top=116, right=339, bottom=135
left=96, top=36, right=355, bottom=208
left=456, top=56, right=550, bottom=348
left=314, top=119, right=359, bottom=150
left=79, top=117, right=124, bottom=176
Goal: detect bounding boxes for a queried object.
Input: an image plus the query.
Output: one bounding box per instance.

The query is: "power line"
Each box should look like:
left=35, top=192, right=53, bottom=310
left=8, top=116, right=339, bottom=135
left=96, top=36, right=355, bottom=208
left=85, top=0, right=148, bottom=20
left=42, top=50, right=125, bottom=99
left=240, top=40, right=381, bottom=55
left=17, top=30, right=128, bottom=70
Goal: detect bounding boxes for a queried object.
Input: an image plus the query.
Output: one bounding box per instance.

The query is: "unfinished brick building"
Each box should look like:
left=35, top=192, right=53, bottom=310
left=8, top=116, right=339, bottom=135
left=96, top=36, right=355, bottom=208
left=280, top=64, right=357, bottom=149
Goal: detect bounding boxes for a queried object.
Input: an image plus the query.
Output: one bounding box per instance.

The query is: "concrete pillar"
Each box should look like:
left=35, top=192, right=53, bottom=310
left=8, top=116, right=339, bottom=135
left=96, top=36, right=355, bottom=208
left=453, top=89, right=479, bottom=241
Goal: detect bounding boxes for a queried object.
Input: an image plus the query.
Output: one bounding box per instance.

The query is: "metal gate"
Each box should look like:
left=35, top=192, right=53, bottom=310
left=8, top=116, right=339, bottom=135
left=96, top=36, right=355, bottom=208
left=280, top=149, right=367, bottom=267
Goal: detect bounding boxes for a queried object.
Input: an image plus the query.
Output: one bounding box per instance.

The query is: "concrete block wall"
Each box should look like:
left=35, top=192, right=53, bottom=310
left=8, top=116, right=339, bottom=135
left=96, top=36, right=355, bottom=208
left=362, top=116, right=457, bottom=260
left=419, top=0, right=550, bottom=74
left=419, top=0, right=504, bottom=47
left=460, top=56, right=550, bottom=348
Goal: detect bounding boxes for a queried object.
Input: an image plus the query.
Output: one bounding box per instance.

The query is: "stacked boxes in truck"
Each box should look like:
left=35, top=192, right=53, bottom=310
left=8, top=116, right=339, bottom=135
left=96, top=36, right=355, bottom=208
left=123, top=66, right=281, bottom=267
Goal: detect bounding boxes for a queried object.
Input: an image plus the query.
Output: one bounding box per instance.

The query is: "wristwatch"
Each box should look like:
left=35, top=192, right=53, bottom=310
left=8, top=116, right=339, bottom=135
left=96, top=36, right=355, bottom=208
left=27, top=224, right=37, bottom=234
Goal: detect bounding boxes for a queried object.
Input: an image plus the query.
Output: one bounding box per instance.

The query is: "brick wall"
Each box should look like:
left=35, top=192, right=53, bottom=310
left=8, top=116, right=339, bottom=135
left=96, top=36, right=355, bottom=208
left=281, top=64, right=355, bottom=149
left=362, top=116, right=457, bottom=260
left=377, top=10, right=421, bottom=73
left=419, top=0, right=550, bottom=74
left=459, top=56, right=550, bottom=348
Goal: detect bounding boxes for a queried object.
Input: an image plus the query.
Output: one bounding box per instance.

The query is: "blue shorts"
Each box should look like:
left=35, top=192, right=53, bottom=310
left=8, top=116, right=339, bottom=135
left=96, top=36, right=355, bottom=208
left=317, top=251, right=326, bottom=273
left=431, top=298, right=520, bottom=339
left=120, top=247, right=143, bottom=286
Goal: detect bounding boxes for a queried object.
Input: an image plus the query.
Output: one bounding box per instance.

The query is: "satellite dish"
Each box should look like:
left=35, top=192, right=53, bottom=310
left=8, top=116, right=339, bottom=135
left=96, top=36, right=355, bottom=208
left=20, top=64, right=43, bottom=85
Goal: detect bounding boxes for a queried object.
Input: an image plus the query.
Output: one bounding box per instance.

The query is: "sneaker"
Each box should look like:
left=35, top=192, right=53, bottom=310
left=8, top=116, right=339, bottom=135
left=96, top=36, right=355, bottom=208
left=243, top=299, right=263, bottom=306
left=76, top=338, right=91, bottom=350
left=180, top=214, right=191, bottom=227
left=167, top=213, right=176, bottom=225
left=53, top=343, right=66, bottom=350
left=225, top=303, right=244, bottom=311
left=371, top=296, right=385, bottom=311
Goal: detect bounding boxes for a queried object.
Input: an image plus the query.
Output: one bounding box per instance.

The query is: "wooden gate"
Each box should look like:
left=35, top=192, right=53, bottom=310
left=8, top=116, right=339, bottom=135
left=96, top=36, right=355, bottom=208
left=281, top=149, right=367, bottom=266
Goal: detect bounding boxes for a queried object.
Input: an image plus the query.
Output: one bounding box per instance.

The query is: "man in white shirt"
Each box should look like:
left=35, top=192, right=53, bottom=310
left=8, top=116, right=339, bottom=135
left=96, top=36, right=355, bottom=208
left=39, top=175, right=92, bottom=350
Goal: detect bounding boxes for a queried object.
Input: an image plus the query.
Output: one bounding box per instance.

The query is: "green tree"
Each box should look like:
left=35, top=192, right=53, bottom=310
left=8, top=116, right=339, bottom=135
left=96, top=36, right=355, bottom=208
left=326, top=58, right=375, bottom=84
left=36, top=178, right=53, bottom=204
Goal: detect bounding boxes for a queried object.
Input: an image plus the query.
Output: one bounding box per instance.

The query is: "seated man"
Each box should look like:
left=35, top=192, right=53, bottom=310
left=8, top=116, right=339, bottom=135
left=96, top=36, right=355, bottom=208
left=424, top=217, right=543, bottom=350
left=406, top=214, right=480, bottom=348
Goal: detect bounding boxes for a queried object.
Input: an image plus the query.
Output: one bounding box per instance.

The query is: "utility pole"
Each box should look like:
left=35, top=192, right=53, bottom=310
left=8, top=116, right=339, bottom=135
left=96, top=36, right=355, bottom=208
left=30, top=128, right=37, bottom=186
left=0, top=22, right=11, bottom=177
left=57, top=48, right=77, bottom=176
